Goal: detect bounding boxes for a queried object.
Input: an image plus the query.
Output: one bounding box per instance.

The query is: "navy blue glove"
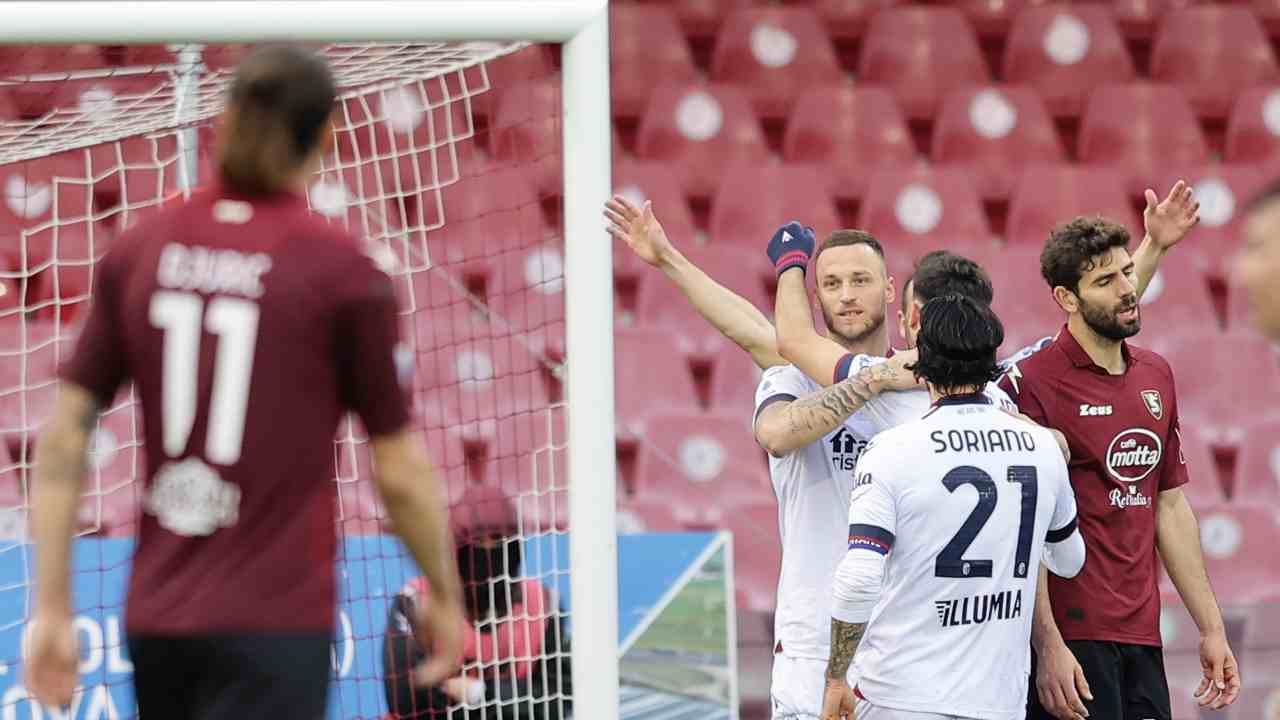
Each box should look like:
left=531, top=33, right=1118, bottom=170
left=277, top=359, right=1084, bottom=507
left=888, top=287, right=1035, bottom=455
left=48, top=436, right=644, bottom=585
left=767, top=221, right=816, bottom=277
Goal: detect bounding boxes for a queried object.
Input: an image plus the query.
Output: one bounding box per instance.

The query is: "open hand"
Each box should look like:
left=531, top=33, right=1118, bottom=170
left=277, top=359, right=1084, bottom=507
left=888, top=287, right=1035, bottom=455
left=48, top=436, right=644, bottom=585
left=1144, top=180, right=1200, bottom=252
left=604, top=195, right=674, bottom=268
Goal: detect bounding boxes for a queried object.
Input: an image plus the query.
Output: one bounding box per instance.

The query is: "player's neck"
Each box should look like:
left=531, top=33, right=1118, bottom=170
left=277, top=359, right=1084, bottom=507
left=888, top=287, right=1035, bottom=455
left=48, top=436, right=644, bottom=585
left=1066, top=314, right=1127, bottom=375
left=832, top=323, right=891, bottom=358
left=927, top=384, right=984, bottom=403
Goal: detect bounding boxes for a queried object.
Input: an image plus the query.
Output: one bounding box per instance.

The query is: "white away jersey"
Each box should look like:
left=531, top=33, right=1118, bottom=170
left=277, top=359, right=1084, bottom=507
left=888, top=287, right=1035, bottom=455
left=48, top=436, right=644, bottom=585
left=846, top=396, right=1078, bottom=720
left=835, top=352, right=1015, bottom=433
left=753, top=364, right=881, bottom=660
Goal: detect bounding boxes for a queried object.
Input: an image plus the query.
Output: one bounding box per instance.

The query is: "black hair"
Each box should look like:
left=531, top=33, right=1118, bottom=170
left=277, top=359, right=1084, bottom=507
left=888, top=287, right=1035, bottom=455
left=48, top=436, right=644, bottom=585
left=815, top=229, right=885, bottom=269
left=219, top=45, right=336, bottom=196
left=909, top=250, right=994, bottom=306
left=1040, top=216, right=1131, bottom=294
left=910, top=294, right=1004, bottom=390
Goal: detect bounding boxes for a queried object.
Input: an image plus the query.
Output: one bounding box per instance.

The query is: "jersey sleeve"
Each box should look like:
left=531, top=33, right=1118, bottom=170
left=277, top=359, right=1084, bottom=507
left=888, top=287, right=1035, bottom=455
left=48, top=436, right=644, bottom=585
left=60, top=247, right=128, bottom=406
left=1046, top=457, right=1079, bottom=542
left=833, top=352, right=882, bottom=383
left=753, top=365, right=809, bottom=422
left=1159, top=380, right=1190, bottom=492
left=997, top=368, right=1051, bottom=426
left=334, top=253, right=412, bottom=437
left=982, top=382, right=1018, bottom=415
left=846, top=442, right=898, bottom=555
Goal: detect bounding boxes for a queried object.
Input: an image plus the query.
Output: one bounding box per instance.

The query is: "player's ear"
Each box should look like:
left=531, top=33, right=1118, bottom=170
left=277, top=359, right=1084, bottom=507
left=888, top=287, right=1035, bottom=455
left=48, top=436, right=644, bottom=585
left=884, top=274, right=896, bottom=306
left=1051, top=285, right=1078, bottom=314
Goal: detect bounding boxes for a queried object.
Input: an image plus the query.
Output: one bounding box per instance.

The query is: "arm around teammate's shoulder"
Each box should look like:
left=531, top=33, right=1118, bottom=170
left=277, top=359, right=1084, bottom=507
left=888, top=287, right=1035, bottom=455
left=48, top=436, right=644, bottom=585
left=753, top=365, right=899, bottom=457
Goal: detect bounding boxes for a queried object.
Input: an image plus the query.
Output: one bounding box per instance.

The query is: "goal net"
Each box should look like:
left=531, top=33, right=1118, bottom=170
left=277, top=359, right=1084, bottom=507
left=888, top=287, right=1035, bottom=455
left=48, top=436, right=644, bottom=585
left=0, top=42, right=572, bottom=718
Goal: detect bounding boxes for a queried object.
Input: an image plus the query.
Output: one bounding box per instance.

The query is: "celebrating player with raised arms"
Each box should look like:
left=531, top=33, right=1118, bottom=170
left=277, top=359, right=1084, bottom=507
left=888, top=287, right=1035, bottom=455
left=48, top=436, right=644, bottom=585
left=1001, top=216, right=1240, bottom=720
left=26, top=46, right=465, bottom=719
left=820, top=294, right=1085, bottom=720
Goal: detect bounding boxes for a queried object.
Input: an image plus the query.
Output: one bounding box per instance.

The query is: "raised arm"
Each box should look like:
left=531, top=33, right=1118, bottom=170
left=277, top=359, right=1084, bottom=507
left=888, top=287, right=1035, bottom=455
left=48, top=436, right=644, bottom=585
left=605, top=196, right=785, bottom=369
left=767, top=222, right=851, bottom=386
left=1156, top=487, right=1240, bottom=710
left=1133, top=180, right=1201, bottom=298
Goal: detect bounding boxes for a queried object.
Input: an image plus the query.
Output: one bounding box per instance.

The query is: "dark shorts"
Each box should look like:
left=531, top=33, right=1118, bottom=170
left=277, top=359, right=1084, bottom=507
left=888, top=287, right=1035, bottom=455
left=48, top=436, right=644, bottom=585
left=1028, top=640, right=1171, bottom=720
left=128, top=632, right=332, bottom=720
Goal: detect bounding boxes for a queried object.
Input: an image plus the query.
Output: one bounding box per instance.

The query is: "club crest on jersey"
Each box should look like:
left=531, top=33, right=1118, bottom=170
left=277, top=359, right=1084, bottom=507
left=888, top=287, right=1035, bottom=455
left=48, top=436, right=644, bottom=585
left=1141, top=390, right=1164, bottom=420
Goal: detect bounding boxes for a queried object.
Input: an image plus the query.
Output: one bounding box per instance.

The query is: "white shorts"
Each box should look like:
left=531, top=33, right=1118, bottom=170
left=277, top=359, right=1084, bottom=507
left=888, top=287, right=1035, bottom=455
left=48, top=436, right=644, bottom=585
left=856, top=699, right=968, bottom=720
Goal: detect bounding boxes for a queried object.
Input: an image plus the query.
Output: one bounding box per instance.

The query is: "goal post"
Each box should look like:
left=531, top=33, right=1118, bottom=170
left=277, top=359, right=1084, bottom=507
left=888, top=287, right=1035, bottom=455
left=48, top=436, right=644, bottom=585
left=0, top=2, right=618, bottom=718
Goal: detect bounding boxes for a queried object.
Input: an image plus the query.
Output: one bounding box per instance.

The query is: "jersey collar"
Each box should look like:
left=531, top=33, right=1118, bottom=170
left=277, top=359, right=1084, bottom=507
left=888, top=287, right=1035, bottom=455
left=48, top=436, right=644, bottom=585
left=932, top=392, right=990, bottom=408
left=1055, top=323, right=1133, bottom=374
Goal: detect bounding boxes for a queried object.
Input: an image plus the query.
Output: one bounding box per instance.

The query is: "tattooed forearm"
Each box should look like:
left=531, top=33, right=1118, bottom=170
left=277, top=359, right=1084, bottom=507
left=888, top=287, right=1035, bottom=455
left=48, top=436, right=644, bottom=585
left=784, top=365, right=883, bottom=436
left=826, top=618, right=867, bottom=681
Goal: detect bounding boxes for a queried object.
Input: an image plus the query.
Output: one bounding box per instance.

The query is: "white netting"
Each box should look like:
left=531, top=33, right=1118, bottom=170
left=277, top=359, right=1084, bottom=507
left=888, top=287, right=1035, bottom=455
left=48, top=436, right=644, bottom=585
left=0, top=42, right=570, bottom=719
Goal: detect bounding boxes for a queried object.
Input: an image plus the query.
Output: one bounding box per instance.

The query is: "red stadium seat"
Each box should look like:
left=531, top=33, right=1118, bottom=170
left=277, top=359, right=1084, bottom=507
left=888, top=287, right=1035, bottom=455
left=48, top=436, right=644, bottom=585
left=419, top=164, right=547, bottom=272
left=1154, top=330, right=1280, bottom=446
left=1225, top=86, right=1280, bottom=165
left=931, top=85, right=1064, bottom=201
left=1110, top=0, right=1205, bottom=39
left=857, top=7, right=990, bottom=120
left=613, top=327, right=701, bottom=435
left=611, top=160, right=699, bottom=279
left=708, top=163, right=840, bottom=250
left=1228, top=275, right=1264, bottom=333
left=0, top=318, right=66, bottom=439
left=1078, top=84, right=1209, bottom=198
left=856, top=167, right=991, bottom=255
left=951, top=0, right=1055, bottom=37
left=84, top=403, right=143, bottom=535
left=0, top=153, right=97, bottom=249
left=1151, top=6, right=1280, bottom=121
left=414, top=326, right=550, bottom=425
left=1176, top=423, right=1227, bottom=508
left=635, top=82, right=771, bottom=197
left=1184, top=165, right=1269, bottom=266
left=467, top=411, right=569, bottom=533
left=710, top=8, right=845, bottom=120
left=1002, top=5, right=1135, bottom=119
left=782, top=86, right=916, bottom=202
left=635, top=244, right=774, bottom=358
left=490, top=77, right=562, bottom=199
left=610, top=5, right=698, bottom=120
left=980, top=244, right=1063, bottom=353
left=1250, top=0, right=1280, bottom=38
left=0, top=45, right=111, bottom=76
left=809, top=0, right=904, bottom=39
left=1233, top=416, right=1280, bottom=506
left=633, top=411, right=773, bottom=516
left=486, top=244, right=568, bottom=358
left=656, top=0, right=754, bottom=38
left=407, top=268, right=500, bottom=351
left=1005, top=164, right=1139, bottom=246
left=1193, top=505, right=1280, bottom=602
left=710, top=348, right=767, bottom=415
left=724, top=499, right=782, bottom=613
left=1134, top=253, right=1219, bottom=347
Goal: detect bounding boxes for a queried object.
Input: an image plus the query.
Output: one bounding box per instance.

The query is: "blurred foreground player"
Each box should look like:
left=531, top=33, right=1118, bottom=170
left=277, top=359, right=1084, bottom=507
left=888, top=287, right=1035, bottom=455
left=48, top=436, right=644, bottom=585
left=26, top=46, right=464, bottom=718
left=1237, top=179, right=1280, bottom=341
left=384, top=484, right=570, bottom=719
left=1000, top=218, right=1240, bottom=720
left=821, top=294, right=1085, bottom=720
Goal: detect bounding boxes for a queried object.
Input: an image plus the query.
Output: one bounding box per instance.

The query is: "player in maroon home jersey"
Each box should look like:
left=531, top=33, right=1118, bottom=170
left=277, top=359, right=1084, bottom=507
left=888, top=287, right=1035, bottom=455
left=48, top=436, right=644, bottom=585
left=25, top=46, right=465, bottom=719
left=999, top=218, right=1241, bottom=720
left=1238, top=179, right=1280, bottom=343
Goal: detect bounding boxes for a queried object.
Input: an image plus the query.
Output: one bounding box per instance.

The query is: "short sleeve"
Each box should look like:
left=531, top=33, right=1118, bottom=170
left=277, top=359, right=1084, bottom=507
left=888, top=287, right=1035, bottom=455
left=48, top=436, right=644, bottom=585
left=334, top=257, right=412, bottom=437
left=753, top=365, right=809, bottom=421
left=60, top=249, right=128, bottom=406
left=834, top=352, right=882, bottom=383
left=1047, top=460, right=1079, bottom=542
left=1159, top=384, right=1190, bottom=492
left=846, top=442, right=898, bottom=554
left=982, top=382, right=1017, bottom=415
left=997, top=370, right=1051, bottom=426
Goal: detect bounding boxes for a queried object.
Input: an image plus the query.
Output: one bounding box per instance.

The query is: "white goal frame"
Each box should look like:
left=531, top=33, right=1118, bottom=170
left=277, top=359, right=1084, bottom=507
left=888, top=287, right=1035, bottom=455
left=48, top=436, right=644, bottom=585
left=0, top=2, right=619, bottom=718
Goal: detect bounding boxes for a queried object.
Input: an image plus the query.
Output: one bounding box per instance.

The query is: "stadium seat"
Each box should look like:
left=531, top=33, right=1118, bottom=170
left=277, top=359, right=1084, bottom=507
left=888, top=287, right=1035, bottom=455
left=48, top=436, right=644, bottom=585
left=980, top=244, right=1063, bottom=353
left=856, top=166, right=991, bottom=255
left=1251, top=0, right=1280, bottom=37
left=1078, top=84, right=1209, bottom=198
left=1183, top=165, right=1269, bottom=266
left=857, top=7, right=990, bottom=120
left=710, top=8, right=845, bottom=121
left=1151, top=6, right=1280, bottom=121
left=0, top=153, right=96, bottom=241
left=0, top=317, right=65, bottom=440
left=1155, top=330, right=1280, bottom=446
left=1002, top=5, right=1135, bottom=119
left=710, top=347, right=766, bottom=416
left=35, top=222, right=109, bottom=318
left=1233, top=416, right=1280, bottom=506
left=724, top=499, right=782, bottom=613
left=1134, top=253, right=1219, bottom=346
left=952, top=0, right=1055, bottom=37
left=466, top=411, right=569, bottom=533
left=490, top=77, right=562, bottom=199
left=635, top=244, right=774, bottom=358
left=633, top=412, right=773, bottom=519
left=486, top=244, right=569, bottom=358
left=1005, top=164, right=1139, bottom=246
left=708, top=163, right=840, bottom=250
left=610, top=5, right=698, bottom=120
left=613, top=327, right=701, bottom=436
left=1176, top=423, right=1227, bottom=508
left=1225, top=86, right=1280, bottom=165
left=1194, top=504, right=1280, bottom=602
left=419, top=164, right=547, bottom=272
left=656, top=0, right=754, bottom=38
left=85, top=404, right=142, bottom=535
left=414, top=329, right=550, bottom=420
left=808, top=0, right=904, bottom=39
left=332, top=81, right=475, bottom=171
left=635, top=82, right=771, bottom=198
left=0, top=45, right=108, bottom=76
left=1228, top=275, right=1262, bottom=333
left=407, top=267, right=500, bottom=352
left=611, top=160, right=699, bottom=279
left=781, top=86, right=917, bottom=202
left=931, top=85, right=1064, bottom=201
left=1110, top=0, right=1204, bottom=39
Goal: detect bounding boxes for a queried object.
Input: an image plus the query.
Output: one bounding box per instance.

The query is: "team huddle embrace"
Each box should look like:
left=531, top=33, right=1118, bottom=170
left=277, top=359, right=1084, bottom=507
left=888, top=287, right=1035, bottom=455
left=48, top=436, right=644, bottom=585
left=604, top=179, right=1243, bottom=720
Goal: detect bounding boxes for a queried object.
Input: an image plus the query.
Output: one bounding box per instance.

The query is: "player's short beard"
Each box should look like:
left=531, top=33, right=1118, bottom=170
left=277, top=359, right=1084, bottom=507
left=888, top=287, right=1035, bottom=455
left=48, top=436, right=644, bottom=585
left=822, top=301, right=887, bottom=348
left=1080, top=295, right=1141, bottom=341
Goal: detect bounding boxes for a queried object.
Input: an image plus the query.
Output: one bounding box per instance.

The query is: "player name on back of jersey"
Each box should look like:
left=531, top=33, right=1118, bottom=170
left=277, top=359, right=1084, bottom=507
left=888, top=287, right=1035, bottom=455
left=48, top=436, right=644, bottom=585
left=934, top=589, right=1024, bottom=629
left=929, top=428, right=1038, bottom=455
left=157, top=242, right=273, bottom=299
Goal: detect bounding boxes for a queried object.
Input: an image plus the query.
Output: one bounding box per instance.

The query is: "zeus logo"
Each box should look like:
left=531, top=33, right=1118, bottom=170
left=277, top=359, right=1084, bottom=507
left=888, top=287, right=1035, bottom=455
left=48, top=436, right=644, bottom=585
left=829, top=428, right=866, bottom=472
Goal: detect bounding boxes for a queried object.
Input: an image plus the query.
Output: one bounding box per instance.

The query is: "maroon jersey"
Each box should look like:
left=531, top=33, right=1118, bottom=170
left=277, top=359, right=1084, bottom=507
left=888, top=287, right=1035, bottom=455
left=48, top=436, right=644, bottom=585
left=61, top=184, right=411, bottom=635
left=997, top=325, right=1189, bottom=647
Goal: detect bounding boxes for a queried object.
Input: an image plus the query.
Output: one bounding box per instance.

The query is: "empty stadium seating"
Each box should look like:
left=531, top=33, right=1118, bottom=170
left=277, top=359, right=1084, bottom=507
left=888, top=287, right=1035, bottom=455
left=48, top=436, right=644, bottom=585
left=633, top=411, right=772, bottom=508
left=613, top=327, right=701, bottom=436
left=610, top=5, right=699, bottom=119
left=808, top=0, right=903, bottom=39
left=1002, top=5, right=1135, bottom=119
left=708, top=163, right=841, bottom=248
left=1225, top=85, right=1280, bottom=165
left=1233, top=416, right=1280, bottom=505
left=1151, top=6, right=1280, bottom=120
left=1078, top=84, right=1210, bottom=198
left=1156, top=330, right=1280, bottom=446
left=710, top=7, right=845, bottom=120
left=931, top=85, right=1064, bottom=201
left=856, top=166, right=991, bottom=255
left=710, top=346, right=766, bottom=415
left=858, top=7, right=991, bottom=120
left=781, top=86, right=916, bottom=202
left=1005, top=164, right=1138, bottom=245
left=611, top=160, right=700, bottom=279
left=490, top=77, right=563, bottom=198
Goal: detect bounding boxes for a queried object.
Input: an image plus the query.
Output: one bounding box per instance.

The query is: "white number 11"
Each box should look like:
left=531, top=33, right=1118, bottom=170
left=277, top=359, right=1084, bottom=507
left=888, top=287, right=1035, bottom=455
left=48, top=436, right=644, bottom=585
left=149, top=291, right=260, bottom=465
